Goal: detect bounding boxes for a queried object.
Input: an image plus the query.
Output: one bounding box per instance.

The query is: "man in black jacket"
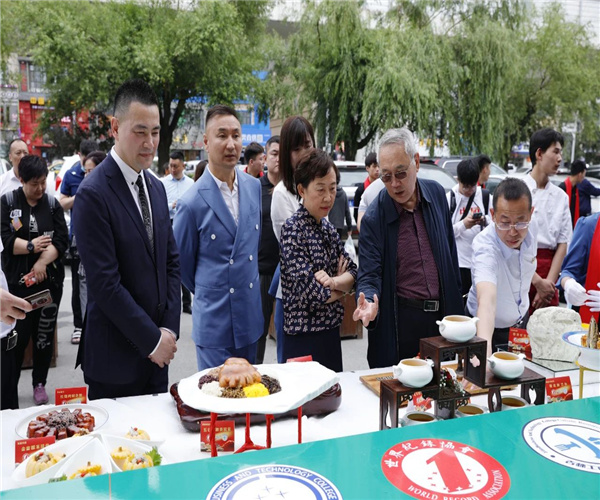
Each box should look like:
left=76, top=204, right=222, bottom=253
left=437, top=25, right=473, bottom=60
left=354, top=128, right=463, bottom=368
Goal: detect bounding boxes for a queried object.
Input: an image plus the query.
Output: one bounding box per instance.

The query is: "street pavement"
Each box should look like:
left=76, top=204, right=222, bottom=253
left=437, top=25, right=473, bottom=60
left=16, top=267, right=369, bottom=409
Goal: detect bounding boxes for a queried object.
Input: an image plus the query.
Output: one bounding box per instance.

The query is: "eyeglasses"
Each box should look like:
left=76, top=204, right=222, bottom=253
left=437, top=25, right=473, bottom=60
left=380, top=170, right=409, bottom=184
left=495, top=221, right=530, bottom=231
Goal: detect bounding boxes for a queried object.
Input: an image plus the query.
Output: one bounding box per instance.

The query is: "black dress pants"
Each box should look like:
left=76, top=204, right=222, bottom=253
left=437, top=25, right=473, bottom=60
left=395, top=298, right=443, bottom=361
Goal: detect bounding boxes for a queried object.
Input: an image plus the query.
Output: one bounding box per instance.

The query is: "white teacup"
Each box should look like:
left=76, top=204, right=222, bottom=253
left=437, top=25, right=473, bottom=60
left=487, top=351, right=525, bottom=380
left=501, top=396, right=530, bottom=411
left=392, top=358, right=434, bottom=388
left=436, top=315, right=479, bottom=343
left=456, top=403, right=488, bottom=417
left=400, top=411, right=438, bottom=427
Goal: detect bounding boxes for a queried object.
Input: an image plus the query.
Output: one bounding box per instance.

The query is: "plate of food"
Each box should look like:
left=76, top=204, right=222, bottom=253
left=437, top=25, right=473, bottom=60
left=120, top=427, right=165, bottom=449
left=15, top=404, right=108, bottom=440
left=11, top=435, right=94, bottom=487
left=177, top=358, right=339, bottom=415
left=52, top=438, right=112, bottom=481
left=100, top=435, right=163, bottom=472
left=562, top=318, right=600, bottom=370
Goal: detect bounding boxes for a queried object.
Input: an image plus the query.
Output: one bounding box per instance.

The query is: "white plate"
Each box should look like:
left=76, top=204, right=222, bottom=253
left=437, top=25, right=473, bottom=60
left=100, top=435, right=161, bottom=472
left=177, top=361, right=339, bottom=415
left=562, top=331, right=600, bottom=371
left=11, top=435, right=94, bottom=487
left=53, top=438, right=111, bottom=481
left=15, top=404, right=109, bottom=439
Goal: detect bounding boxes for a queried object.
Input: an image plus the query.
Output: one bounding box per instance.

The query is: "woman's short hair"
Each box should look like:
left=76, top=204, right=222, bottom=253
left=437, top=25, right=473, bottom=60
left=294, top=149, right=338, bottom=191
left=280, top=116, right=315, bottom=195
left=194, top=160, right=208, bottom=182
left=83, top=150, right=107, bottom=167
left=19, top=155, right=47, bottom=183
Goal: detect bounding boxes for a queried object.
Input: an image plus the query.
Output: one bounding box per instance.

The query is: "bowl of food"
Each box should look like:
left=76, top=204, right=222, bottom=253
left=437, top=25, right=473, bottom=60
left=562, top=320, right=600, bottom=371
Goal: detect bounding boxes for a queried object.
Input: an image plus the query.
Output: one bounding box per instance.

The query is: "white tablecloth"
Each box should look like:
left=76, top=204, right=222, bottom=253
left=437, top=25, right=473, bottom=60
left=2, top=367, right=598, bottom=491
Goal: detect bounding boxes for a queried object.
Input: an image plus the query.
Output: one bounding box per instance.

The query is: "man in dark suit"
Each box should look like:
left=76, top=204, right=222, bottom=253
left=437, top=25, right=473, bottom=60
left=73, top=79, right=180, bottom=399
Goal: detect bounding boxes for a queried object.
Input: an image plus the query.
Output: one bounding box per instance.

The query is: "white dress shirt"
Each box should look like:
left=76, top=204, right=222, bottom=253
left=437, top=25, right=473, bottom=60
left=161, top=173, right=194, bottom=220
left=522, top=173, right=572, bottom=250
left=467, top=221, right=538, bottom=328
left=0, top=240, right=15, bottom=340
left=358, top=178, right=385, bottom=214
left=446, top=185, right=493, bottom=269
left=111, top=147, right=153, bottom=227
left=207, top=165, right=239, bottom=225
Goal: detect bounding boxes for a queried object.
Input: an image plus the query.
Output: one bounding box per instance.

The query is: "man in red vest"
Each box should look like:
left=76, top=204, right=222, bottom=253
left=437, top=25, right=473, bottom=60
left=559, top=160, right=600, bottom=228
left=559, top=212, right=600, bottom=324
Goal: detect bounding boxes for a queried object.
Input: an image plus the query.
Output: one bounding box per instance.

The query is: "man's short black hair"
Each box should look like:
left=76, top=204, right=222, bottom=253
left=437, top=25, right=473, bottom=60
left=266, top=135, right=280, bottom=150
left=476, top=154, right=491, bottom=171
left=570, top=159, right=587, bottom=176
left=113, top=79, right=159, bottom=117
left=529, top=128, right=564, bottom=167
left=169, top=151, right=185, bottom=162
left=457, top=159, right=479, bottom=186
left=205, top=105, right=239, bottom=128
left=19, top=155, right=47, bottom=182
left=244, top=142, right=264, bottom=163
left=493, top=177, right=532, bottom=211
left=8, top=138, right=27, bottom=151
left=294, top=148, right=338, bottom=190
left=365, top=152, right=377, bottom=167
left=80, top=139, right=99, bottom=157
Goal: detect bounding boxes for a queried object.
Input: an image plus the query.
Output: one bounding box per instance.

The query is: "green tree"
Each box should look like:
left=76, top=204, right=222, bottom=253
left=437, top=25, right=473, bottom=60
left=1, top=0, right=272, bottom=166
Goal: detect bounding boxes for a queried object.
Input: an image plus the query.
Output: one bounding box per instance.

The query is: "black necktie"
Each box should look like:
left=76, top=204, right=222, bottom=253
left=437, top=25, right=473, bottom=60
left=136, top=175, right=154, bottom=251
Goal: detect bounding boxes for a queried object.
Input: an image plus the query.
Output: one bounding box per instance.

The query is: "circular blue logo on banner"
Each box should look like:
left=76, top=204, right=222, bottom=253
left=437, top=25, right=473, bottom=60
left=206, top=464, right=343, bottom=500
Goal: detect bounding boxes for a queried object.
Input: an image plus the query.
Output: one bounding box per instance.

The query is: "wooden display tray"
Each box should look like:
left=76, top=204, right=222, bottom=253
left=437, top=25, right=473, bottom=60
left=170, top=381, right=342, bottom=432
left=361, top=364, right=516, bottom=404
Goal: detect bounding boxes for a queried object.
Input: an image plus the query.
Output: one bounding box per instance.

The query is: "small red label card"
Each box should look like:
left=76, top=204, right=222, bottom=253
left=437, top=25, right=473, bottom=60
left=55, top=386, right=87, bottom=405
left=412, top=391, right=433, bottom=411
left=286, top=355, right=313, bottom=363
left=508, top=327, right=531, bottom=357
left=200, top=420, right=235, bottom=452
left=546, top=376, right=573, bottom=403
left=15, top=436, right=56, bottom=465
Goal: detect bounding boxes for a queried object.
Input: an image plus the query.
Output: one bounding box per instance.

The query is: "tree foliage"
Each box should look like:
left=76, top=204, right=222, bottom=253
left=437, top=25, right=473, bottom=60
left=269, top=0, right=599, bottom=163
left=1, top=0, right=272, bottom=165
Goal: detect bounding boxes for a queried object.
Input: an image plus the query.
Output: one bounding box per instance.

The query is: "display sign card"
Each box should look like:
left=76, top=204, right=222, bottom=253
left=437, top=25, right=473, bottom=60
left=546, top=376, right=573, bottom=403
left=15, top=436, right=56, bottom=465
left=55, top=386, right=87, bottom=405
left=286, top=355, right=313, bottom=363
left=508, top=328, right=531, bottom=357
left=200, top=420, right=235, bottom=453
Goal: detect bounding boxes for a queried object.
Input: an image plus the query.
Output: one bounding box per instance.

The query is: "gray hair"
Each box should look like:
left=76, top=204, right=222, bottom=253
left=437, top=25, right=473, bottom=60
left=378, top=128, right=418, bottom=163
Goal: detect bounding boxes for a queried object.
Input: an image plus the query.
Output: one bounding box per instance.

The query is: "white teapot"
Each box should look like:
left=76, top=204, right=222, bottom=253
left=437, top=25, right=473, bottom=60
left=487, top=352, right=526, bottom=380
left=392, top=358, right=434, bottom=388
left=436, top=315, right=479, bottom=343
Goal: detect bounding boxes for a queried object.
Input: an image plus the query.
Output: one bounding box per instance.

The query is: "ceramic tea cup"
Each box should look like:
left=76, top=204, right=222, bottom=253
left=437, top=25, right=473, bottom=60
left=436, top=315, right=479, bottom=343
left=456, top=403, right=488, bottom=417
left=487, top=351, right=525, bottom=380
left=400, top=411, right=438, bottom=427
left=501, top=395, right=530, bottom=411
left=392, top=358, right=434, bottom=388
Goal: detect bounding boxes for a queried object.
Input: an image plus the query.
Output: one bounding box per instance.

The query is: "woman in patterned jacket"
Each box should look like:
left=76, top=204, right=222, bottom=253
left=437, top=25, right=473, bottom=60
left=280, top=149, right=357, bottom=372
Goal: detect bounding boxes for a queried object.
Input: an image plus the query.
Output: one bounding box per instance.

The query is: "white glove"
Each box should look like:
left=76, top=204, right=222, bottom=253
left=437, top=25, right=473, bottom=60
left=564, top=278, right=589, bottom=306
left=585, top=282, right=600, bottom=312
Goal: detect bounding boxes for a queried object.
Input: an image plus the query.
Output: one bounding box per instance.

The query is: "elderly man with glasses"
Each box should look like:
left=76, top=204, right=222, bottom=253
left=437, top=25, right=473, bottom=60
left=465, top=177, right=539, bottom=356
left=353, top=128, right=463, bottom=368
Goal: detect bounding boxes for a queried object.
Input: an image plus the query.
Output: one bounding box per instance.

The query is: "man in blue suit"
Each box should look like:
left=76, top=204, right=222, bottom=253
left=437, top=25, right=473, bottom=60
left=73, top=79, right=180, bottom=399
left=174, top=105, right=263, bottom=369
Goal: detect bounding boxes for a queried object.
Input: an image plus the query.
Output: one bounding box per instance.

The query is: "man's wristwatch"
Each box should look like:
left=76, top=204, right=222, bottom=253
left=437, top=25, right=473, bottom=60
left=27, top=241, right=35, bottom=253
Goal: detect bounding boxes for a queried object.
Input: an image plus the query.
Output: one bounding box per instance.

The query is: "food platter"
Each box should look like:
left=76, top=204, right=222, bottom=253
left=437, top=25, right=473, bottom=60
left=177, top=362, right=339, bottom=415
left=11, top=435, right=94, bottom=487
left=562, top=331, right=600, bottom=371
left=15, top=404, right=109, bottom=439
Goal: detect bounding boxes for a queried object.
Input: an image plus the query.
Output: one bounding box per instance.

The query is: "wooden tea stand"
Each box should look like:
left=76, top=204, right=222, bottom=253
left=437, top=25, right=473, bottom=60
left=379, top=335, right=546, bottom=430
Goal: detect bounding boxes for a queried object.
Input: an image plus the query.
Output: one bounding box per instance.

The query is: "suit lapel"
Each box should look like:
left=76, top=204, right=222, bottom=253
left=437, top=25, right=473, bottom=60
left=198, top=171, right=237, bottom=239
left=105, top=157, right=155, bottom=261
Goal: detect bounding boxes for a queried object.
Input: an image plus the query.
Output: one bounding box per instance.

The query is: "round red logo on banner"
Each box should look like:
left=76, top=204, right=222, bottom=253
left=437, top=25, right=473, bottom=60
left=382, top=438, right=510, bottom=499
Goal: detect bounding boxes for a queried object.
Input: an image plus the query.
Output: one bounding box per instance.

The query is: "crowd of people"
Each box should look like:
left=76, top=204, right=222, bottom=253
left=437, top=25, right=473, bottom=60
left=1, top=77, right=599, bottom=409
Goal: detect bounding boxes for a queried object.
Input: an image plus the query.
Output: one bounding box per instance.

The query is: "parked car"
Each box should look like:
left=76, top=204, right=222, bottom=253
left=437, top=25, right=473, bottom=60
left=417, top=163, right=457, bottom=193
left=55, top=154, right=80, bottom=192
left=334, top=160, right=366, bottom=208
left=586, top=165, right=600, bottom=181
left=437, top=156, right=507, bottom=179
